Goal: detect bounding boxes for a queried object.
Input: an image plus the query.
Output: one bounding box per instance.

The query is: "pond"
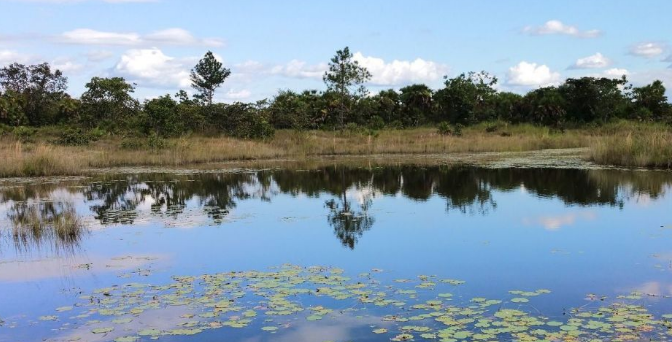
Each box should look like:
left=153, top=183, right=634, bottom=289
left=1, top=164, right=672, bottom=342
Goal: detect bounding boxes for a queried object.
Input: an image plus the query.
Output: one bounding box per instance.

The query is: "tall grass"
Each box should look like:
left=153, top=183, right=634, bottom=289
left=1, top=122, right=670, bottom=177
left=590, top=131, right=672, bottom=168
left=0, top=142, right=82, bottom=177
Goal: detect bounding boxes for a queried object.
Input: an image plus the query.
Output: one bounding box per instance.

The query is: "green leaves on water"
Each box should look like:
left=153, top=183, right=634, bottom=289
left=137, top=329, right=160, bottom=336
left=91, top=327, right=114, bottom=334
left=511, top=297, right=530, bottom=303
left=25, top=265, right=672, bottom=342
left=392, top=333, right=414, bottom=341
left=114, top=337, right=138, bottom=342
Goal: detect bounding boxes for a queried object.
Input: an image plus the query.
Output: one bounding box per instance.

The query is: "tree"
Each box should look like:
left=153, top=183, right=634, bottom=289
left=631, top=80, right=669, bottom=121
left=0, top=63, right=29, bottom=93
left=144, top=94, right=181, bottom=137
left=323, top=47, right=371, bottom=127
left=190, top=51, right=231, bottom=106
left=80, top=77, right=138, bottom=129
left=520, top=87, right=567, bottom=129
left=495, top=92, right=523, bottom=123
left=374, top=89, right=401, bottom=124
left=559, top=76, right=628, bottom=123
left=0, top=62, right=68, bottom=126
left=434, top=71, right=498, bottom=125
left=399, top=84, right=433, bottom=127
left=0, top=90, right=27, bottom=126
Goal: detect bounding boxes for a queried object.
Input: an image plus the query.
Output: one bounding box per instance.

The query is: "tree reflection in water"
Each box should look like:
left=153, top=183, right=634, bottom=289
left=1, top=166, right=671, bottom=252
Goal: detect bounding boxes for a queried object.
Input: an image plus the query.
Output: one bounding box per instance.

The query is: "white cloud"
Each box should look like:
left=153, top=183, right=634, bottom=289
left=603, top=68, right=629, bottom=78
left=57, top=28, right=223, bottom=47
left=52, top=57, right=84, bottom=73
left=144, top=28, right=224, bottom=47
left=270, top=59, right=328, bottom=79
left=113, top=48, right=192, bottom=88
left=224, top=89, right=252, bottom=100
left=60, top=29, right=141, bottom=45
left=629, top=42, right=666, bottom=58
left=523, top=20, right=601, bottom=38
left=352, top=52, right=449, bottom=86
left=629, top=69, right=672, bottom=90
left=270, top=53, right=448, bottom=86
left=571, top=52, right=611, bottom=69
left=507, top=61, right=561, bottom=87
left=0, top=49, right=34, bottom=66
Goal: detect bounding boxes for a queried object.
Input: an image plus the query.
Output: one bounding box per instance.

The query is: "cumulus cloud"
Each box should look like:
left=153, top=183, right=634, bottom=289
left=58, top=28, right=223, bottom=47
left=523, top=20, right=601, bottom=38
left=570, top=52, right=611, bottom=69
left=629, top=42, right=666, bottom=58
left=0, top=49, right=34, bottom=65
left=352, top=52, right=449, bottom=86
left=113, top=48, right=193, bottom=88
left=52, top=57, right=84, bottom=73
left=507, top=61, right=561, bottom=87
left=603, top=68, right=629, bottom=78
left=270, top=53, right=448, bottom=86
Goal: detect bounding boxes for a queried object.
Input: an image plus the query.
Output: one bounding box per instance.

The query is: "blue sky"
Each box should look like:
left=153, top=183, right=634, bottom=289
left=1, top=0, right=671, bottom=101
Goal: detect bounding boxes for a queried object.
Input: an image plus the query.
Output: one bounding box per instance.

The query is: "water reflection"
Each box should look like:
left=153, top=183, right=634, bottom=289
left=1, top=166, right=671, bottom=253
left=5, top=201, right=86, bottom=254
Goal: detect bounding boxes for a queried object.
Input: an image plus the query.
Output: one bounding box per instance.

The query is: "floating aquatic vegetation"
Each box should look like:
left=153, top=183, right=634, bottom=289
left=20, top=265, right=672, bottom=342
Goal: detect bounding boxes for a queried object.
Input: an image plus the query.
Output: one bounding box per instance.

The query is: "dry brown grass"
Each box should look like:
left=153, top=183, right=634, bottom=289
left=0, top=142, right=82, bottom=177
left=590, top=130, right=672, bottom=168
left=0, top=122, right=670, bottom=177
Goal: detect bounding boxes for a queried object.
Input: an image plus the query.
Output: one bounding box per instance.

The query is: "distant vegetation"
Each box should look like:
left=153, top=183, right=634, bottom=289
left=0, top=46, right=671, bottom=173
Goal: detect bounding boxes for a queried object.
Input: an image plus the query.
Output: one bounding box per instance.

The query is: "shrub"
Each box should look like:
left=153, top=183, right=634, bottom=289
left=120, top=138, right=144, bottom=150
left=485, top=123, right=500, bottom=133
left=437, top=122, right=452, bottom=136
left=343, top=122, right=359, bottom=132
left=252, top=120, right=275, bottom=140
left=56, top=128, right=95, bottom=146
left=147, top=133, right=167, bottom=150
left=453, top=123, right=464, bottom=137
left=368, top=115, right=385, bottom=130
left=13, top=126, right=36, bottom=142
left=388, top=120, right=404, bottom=129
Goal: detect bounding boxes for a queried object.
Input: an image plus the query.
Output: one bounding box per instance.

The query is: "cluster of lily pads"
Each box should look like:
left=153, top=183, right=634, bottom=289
left=30, top=265, right=672, bottom=342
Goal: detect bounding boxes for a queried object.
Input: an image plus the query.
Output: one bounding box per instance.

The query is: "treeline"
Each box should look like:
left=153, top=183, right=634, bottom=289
left=1, top=47, right=671, bottom=145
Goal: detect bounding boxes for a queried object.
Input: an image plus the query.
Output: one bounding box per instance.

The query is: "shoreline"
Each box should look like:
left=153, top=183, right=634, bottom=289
left=1, top=123, right=671, bottom=178
left=3, top=148, right=670, bottom=185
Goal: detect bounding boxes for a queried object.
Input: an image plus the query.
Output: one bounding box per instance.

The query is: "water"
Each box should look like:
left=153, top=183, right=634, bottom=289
left=1, top=165, right=671, bottom=342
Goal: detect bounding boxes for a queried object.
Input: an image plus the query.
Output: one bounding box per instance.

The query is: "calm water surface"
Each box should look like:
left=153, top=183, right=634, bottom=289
left=0, top=165, right=671, bottom=342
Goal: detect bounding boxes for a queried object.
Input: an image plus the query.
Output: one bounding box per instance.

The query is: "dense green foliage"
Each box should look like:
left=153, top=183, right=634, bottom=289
left=1, top=47, right=671, bottom=143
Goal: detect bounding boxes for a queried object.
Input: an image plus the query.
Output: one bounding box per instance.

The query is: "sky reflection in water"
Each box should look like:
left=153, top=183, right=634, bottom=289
left=0, top=166, right=671, bottom=342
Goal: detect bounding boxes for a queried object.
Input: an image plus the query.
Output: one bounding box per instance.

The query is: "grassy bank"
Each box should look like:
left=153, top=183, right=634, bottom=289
left=0, top=122, right=670, bottom=177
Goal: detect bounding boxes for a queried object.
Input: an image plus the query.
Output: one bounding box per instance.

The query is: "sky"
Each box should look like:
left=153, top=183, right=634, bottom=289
left=1, top=0, right=672, bottom=102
